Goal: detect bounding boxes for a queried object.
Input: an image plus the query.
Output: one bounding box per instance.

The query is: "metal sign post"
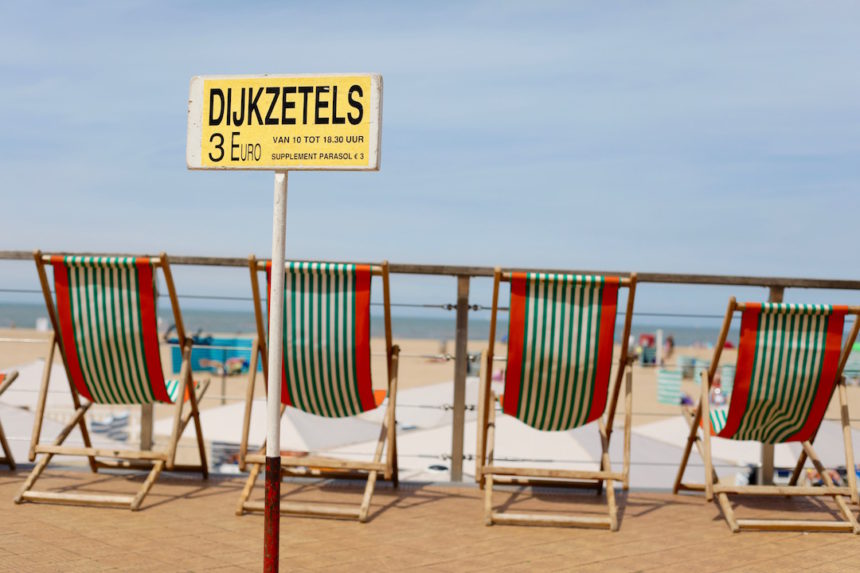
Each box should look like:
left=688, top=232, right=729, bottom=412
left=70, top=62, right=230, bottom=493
left=186, top=74, right=382, bottom=573
left=264, top=171, right=287, bottom=571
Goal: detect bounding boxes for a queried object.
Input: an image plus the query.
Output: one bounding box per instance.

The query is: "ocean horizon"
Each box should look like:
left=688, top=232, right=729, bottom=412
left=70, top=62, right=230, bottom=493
left=0, top=301, right=734, bottom=346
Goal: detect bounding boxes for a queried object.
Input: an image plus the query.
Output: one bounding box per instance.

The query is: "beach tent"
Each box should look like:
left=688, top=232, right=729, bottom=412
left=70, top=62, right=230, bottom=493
left=634, top=416, right=797, bottom=468
left=327, top=416, right=599, bottom=483
left=0, top=359, right=75, bottom=410
left=153, top=400, right=382, bottom=453
left=0, top=402, right=127, bottom=464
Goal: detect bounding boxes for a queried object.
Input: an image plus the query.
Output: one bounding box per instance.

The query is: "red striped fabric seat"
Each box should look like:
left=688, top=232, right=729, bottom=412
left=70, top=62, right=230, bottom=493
left=707, top=303, right=846, bottom=443
left=51, top=256, right=176, bottom=405
left=266, top=262, right=377, bottom=417
left=504, top=273, right=620, bottom=431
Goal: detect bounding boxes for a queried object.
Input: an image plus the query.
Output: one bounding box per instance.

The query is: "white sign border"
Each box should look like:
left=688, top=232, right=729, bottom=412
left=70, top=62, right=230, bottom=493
left=186, top=73, right=382, bottom=171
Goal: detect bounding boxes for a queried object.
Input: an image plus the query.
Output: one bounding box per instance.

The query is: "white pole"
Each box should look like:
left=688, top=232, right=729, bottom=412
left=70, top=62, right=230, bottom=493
left=264, top=170, right=287, bottom=572
left=267, top=171, right=287, bottom=457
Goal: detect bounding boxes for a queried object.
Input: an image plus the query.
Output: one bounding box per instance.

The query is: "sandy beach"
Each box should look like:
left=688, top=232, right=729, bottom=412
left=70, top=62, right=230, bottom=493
left=3, top=327, right=858, bottom=440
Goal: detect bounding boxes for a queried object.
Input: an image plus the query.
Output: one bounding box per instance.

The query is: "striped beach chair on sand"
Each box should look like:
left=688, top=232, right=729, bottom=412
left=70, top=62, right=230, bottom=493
left=476, top=270, right=637, bottom=531
left=236, top=257, right=399, bottom=522
left=0, top=371, right=20, bottom=469
left=673, top=299, right=860, bottom=533
left=16, top=252, right=208, bottom=511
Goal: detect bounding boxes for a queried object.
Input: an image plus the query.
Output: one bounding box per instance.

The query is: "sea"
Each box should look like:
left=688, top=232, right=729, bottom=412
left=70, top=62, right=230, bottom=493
left=0, top=302, right=733, bottom=346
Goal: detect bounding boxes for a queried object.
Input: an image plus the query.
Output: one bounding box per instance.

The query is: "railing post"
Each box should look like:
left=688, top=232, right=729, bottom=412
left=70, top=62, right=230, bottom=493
left=140, top=404, right=153, bottom=451
left=759, top=285, right=784, bottom=485
left=450, top=275, right=470, bottom=482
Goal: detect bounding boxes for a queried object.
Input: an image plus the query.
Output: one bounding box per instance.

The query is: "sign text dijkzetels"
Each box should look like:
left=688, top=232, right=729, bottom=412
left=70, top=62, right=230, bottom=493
left=187, top=74, right=382, bottom=170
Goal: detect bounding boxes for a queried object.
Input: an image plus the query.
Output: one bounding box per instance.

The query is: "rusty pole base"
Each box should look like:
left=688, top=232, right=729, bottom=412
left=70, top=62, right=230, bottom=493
left=264, top=456, right=280, bottom=572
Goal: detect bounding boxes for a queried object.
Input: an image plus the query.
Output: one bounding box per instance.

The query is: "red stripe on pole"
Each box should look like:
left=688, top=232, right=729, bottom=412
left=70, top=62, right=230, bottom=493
left=353, top=265, right=375, bottom=411
left=585, top=278, right=619, bottom=424
left=264, top=456, right=280, bottom=573
left=503, top=273, right=527, bottom=416
left=52, top=259, right=94, bottom=402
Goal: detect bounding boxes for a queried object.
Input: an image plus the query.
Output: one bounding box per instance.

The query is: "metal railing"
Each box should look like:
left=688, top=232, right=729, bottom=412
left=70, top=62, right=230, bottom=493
left=2, top=250, right=860, bottom=484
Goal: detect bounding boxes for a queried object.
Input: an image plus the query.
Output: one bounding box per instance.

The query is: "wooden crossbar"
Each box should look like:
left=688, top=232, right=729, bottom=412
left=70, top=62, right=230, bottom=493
left=713, top=485, right=852, bottom=497
left=491, top=512, right=612, bottom=528
left=482, top=466, right=622, bottom=481
left=244, top=454, right=386, bottom=473
left=253, top=258, right=383, bottom=276
left=244, top=500, right=363, bottom=519
left=20, top=491, right=135, bottom=508
left=35, top=445, right=167, bottom=461
left=735, top=519, right=856, bottom=532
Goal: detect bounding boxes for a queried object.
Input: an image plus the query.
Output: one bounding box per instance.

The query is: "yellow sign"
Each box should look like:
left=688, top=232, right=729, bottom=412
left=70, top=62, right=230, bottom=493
left=186, top=74, right=382, bottom=170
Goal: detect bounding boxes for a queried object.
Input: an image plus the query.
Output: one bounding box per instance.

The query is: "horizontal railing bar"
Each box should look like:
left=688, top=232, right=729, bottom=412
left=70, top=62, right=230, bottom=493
left=2, top=251, right=860, bottom=290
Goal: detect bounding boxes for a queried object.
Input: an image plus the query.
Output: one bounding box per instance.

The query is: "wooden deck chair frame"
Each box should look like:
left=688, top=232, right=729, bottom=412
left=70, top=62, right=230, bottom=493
left=0, top=370, right=20, bottom=469
left=236, top=256, right=399, bottom=522
left=673, top=297, right=860, bottom=533
left=476, top=269, right=637, bottom=531
left=15, top=251, right=209, bottom=511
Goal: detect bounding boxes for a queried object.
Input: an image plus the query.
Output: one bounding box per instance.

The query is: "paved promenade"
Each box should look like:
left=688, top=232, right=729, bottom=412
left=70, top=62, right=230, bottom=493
left=0, top=469, right=858, bottom=572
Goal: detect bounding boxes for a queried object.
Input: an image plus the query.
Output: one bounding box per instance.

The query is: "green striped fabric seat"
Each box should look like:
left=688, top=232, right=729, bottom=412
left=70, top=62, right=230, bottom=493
left=51, top=256, right=176, bottom=404
left=708, top=303, right=847, bottom=443
left=267, top=262, right=377, bottom=418
left=709, top=406, right=729, bottom=434
left=657, top=369, right=682, bottom=405
left=503, top=273, right=620, bottom=431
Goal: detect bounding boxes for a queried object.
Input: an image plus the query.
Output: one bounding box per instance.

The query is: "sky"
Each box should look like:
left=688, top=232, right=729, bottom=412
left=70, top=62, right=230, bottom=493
left=2, top=1, right=859, bottom=323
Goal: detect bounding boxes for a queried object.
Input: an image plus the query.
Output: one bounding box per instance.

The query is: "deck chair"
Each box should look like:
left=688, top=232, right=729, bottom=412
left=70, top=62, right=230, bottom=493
left=673, top=299, right=860, bottom=533
left=236, top=257, right=399, bottom=522
left=0, top=370, right=20, bottom=469
left=15, top=252, right=209, bottom=511
left=476, top=270, right=637, bottom=531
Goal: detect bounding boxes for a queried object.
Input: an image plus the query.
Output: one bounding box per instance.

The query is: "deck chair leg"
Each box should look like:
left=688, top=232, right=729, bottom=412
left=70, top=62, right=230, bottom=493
left=716, top=492, right=740, bottom=533
left=484, top=474, right=495, bottom=525
left=16, top=402, right=92, bottom=504
left=701, top=372, right=714, bottom=501
left=14, top=453, right=53, bottom=503
left=672, top=404, right=702, bottom=494
left=0, top=419, right=14, bottom=470
left=801, top=441, right=860, bottom=534
left=789, top=449, right=808, bottom=487
left=599, top=421, right=619, bottom=530
left=238, top=339, right=260, bottom=472
left=837, top=378, right=858, bottom=504
left=186, top=375, right=209, bottom=479
left=237, top=451, right=264, bottom=516
left=483, top=397, right=496, bottom=525
left=357, top=399, right=392, bottom=523
left=358, top=470, right=378, bottom=523
left=673, top=404, right=701, bottom=494
left=622, top=367, right=633, bottom=490
left=29, top=336, right=55, bottom=462
left=66, top=375, right=97, bottom=474
left=167, top=343, right=192, bottom=469
left=383, top=348, right=399, bottom=485
left=130, top=459, right=165, bottom=511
